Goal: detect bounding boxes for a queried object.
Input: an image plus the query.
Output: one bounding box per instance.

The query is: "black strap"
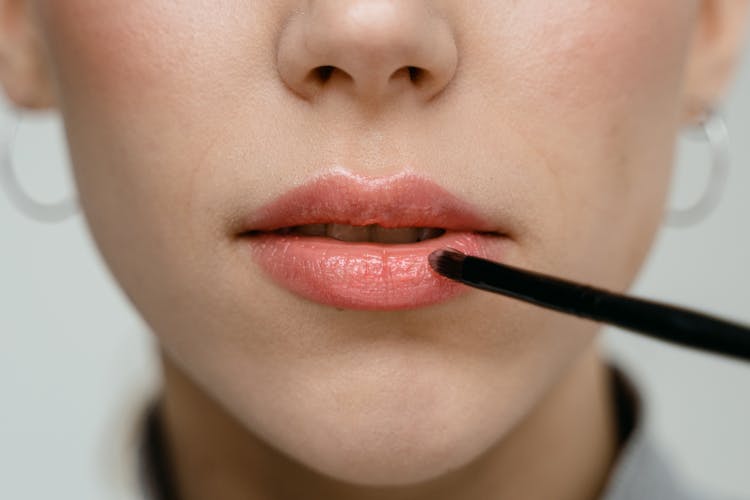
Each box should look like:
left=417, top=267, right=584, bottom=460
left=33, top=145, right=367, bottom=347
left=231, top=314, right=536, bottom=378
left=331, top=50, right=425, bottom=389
left=142, top=401, right=181, bottom=500
left=608, top=366, right=638, bottom=447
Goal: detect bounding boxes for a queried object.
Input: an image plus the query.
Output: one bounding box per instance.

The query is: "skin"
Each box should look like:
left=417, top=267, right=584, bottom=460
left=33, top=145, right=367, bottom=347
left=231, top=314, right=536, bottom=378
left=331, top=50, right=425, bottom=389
left=1, top=1, right=748, bottom=499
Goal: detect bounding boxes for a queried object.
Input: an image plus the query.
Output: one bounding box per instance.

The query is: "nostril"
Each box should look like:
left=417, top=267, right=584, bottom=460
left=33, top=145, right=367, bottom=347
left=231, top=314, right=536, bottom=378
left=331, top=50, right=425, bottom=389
left=314, top=65, right=335, bottom=83
left=407, top=66, right=423, bottom=83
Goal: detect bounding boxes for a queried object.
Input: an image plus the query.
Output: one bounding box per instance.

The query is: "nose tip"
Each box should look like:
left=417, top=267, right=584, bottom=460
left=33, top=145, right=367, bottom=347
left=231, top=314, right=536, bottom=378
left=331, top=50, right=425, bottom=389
left=276, top=1, right=458, bottom=105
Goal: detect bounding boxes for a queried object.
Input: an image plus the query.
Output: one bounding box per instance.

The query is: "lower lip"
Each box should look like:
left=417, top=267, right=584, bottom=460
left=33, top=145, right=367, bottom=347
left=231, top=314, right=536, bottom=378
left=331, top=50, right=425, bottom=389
left=245, top=232, right=506, bottom=310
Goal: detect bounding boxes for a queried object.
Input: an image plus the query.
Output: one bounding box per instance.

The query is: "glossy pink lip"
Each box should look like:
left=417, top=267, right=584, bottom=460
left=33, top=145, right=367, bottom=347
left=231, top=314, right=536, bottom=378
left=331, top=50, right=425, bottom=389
left=238, top=170, right=509, bottom=310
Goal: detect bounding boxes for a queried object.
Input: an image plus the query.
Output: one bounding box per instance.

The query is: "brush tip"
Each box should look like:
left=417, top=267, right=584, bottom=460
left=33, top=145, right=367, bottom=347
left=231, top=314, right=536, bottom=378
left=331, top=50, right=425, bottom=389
left=428, top=248, right=467, bottom=281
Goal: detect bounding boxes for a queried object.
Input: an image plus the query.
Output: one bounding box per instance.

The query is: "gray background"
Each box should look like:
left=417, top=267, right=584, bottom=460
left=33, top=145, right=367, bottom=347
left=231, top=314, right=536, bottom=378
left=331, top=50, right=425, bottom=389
left=2, top=48, right=750, bottom=500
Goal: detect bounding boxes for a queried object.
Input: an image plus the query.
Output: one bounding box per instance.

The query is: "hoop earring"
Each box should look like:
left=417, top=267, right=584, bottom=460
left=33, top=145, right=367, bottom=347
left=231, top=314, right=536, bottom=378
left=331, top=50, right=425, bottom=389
left=0, top=109, right=79, bottom=223
left=666, top=110, right=730, bottom=227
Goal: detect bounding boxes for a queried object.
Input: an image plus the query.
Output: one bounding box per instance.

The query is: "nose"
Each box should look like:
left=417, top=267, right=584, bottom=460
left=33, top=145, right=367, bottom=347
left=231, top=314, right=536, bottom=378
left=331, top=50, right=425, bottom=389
left=276, top=1, right=458, bottom=106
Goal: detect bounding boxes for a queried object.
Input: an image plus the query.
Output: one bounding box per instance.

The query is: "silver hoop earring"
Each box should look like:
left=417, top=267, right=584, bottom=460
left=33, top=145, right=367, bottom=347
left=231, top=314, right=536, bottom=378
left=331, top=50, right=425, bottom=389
left=0, top=109, right=79, bottom=223
left=666, top=110, right=730, bottom=227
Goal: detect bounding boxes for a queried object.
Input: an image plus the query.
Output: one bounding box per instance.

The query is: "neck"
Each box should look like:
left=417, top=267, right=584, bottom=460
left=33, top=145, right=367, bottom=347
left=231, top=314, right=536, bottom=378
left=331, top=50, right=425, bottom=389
left=158, top=342, right=619, bottom=500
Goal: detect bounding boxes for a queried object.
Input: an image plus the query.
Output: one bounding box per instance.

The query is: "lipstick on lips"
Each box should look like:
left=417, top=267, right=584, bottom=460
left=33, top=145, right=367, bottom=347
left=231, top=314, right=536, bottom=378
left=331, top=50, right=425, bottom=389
left=238, top=170, right=508, bottom=310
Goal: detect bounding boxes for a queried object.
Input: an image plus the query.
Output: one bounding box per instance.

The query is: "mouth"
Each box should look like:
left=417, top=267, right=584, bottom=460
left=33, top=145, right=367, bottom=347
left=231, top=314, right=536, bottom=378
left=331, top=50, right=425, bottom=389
left=249, top=224, right=448, bottom=243
left=236, top=170, right=509, bottom=310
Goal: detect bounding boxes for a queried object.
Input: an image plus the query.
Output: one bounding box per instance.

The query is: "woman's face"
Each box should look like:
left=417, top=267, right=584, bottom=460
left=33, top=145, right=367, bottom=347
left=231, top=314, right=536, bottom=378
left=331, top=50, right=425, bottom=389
left=22, top=0, right=715, bottom=485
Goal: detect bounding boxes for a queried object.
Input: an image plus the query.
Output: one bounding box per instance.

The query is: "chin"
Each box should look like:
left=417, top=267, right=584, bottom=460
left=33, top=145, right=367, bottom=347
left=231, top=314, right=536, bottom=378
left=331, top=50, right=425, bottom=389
left=275, top=400, right=499, bottom=486
left=234, top=358, right=535, bottom=487
left=298, top=427, right=485, bottom=487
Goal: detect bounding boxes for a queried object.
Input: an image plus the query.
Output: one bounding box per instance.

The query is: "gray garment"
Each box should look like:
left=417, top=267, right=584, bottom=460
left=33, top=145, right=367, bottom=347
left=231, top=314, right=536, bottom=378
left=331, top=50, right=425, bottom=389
left=137, top=365, right=731, bottom=500
left=598, top=422, right=710, bottom=500
left=598, top=365, right=736, bottom=500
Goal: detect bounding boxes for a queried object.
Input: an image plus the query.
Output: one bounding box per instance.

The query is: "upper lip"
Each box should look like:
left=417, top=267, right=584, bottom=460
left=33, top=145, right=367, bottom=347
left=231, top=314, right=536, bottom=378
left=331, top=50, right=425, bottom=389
left=235, top=169, right=503, bottom=235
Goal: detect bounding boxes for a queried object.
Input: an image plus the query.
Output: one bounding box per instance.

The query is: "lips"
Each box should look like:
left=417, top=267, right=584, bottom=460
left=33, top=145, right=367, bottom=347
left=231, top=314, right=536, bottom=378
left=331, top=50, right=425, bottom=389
left=237, top=170, right=509, bottom=310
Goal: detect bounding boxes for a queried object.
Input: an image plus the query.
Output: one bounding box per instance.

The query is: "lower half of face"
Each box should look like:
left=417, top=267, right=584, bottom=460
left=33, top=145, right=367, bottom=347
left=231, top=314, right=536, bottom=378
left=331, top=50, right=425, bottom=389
left=34, top=0, right=694, bottom=486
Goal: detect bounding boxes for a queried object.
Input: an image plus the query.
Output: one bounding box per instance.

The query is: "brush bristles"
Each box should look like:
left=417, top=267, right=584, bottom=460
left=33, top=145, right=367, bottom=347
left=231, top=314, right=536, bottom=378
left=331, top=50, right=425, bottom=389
left=428, top=248, right=466, bottom=281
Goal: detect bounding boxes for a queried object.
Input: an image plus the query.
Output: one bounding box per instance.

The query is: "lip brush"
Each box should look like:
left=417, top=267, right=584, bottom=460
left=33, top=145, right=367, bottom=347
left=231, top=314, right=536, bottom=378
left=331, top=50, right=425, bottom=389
left=428, top=249, right=750, bottom=363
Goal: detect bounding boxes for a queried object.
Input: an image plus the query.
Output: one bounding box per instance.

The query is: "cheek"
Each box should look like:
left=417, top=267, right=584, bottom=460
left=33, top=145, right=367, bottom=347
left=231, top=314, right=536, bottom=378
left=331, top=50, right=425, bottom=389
left=33, top=2, right=272, bottom=223
left=29, top=2, right=246, bottom=315
left=36, top=1, right=260, bottom=112
left=468, top=1, right=695, bottom=287
left=31, top=2, right=310, bottom=360
left=37, top=1, right=175, bottom=88
left=509, top=2, right=694, bottom=109
left=33, top=1, right=285, bottom=209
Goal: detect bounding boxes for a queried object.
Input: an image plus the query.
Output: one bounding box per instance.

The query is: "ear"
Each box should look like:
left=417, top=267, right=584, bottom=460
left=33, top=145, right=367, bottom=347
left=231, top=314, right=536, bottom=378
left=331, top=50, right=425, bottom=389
left=0, top=0, right=56, bottom=109
left=682, top=0, right=750, bottom=125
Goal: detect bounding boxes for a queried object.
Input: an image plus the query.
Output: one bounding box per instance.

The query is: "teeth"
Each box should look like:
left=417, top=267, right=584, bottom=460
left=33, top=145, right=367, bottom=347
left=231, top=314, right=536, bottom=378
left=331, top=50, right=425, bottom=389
left=295, top=223, right=326, bottom=237
left=371, top=226, right=422, bottom=244
left=326, top=223, right=372, bottom=242
left=278, top=224, right=446, bottom=243
left=417, top=228, right=445, bottom=241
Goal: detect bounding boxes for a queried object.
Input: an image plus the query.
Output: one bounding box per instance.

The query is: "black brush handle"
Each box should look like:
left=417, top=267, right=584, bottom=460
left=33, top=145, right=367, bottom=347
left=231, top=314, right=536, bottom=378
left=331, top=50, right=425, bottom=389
left=462, top=255, right=750, bottom=362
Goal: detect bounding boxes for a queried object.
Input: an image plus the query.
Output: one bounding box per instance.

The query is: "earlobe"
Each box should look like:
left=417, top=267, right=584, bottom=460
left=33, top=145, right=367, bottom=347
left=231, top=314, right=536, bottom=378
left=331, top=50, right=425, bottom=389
left=681, top=0, right=750, bottom=125
left=0, top=0, right=56, bottom=110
